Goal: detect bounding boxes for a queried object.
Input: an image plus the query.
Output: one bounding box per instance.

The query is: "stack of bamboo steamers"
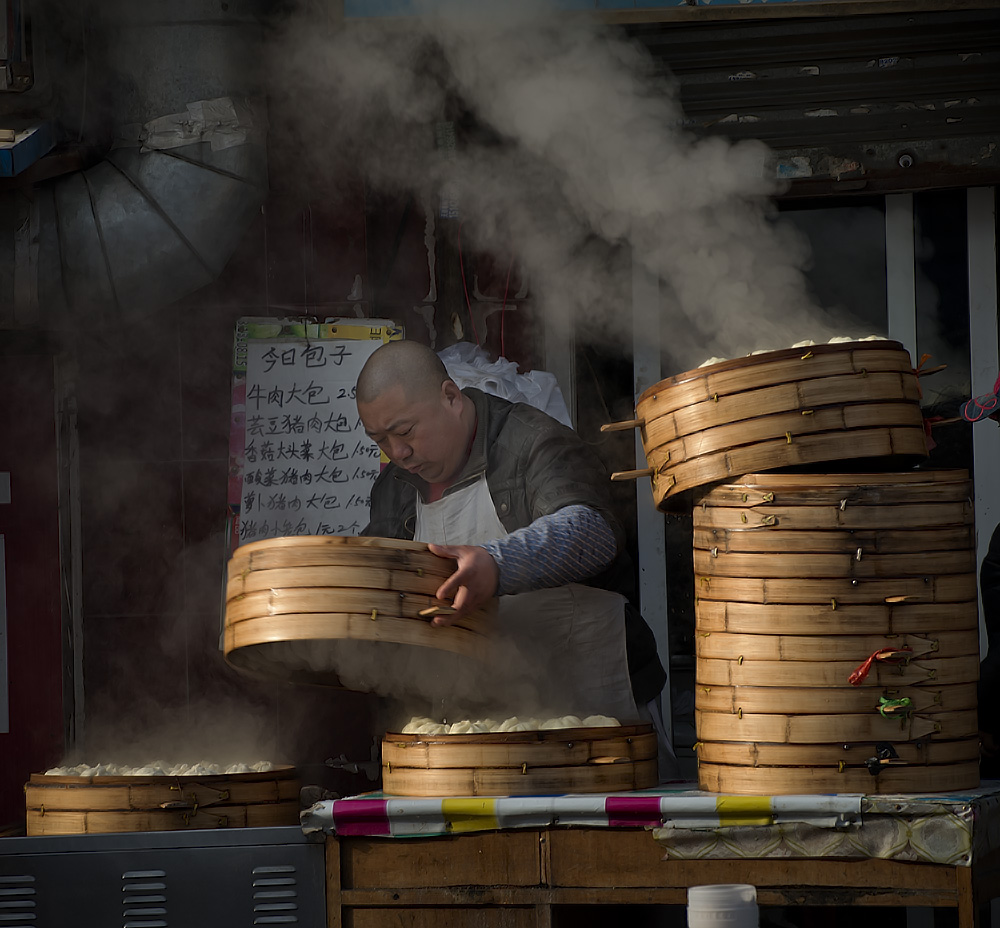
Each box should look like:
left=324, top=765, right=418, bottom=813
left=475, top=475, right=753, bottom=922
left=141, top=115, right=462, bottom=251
left=606, top=339, right=981, bottom=794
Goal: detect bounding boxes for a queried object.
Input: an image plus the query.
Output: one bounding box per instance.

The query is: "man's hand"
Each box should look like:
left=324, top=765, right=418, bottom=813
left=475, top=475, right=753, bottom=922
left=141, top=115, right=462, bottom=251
left=426, top=543, right=499, bottom=625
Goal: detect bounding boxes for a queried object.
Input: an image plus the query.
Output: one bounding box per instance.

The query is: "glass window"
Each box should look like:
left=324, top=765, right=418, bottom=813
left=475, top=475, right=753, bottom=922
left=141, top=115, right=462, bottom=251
left=913, top=189, right=974, bottom=473
left=775, top=196, right=888, bottom=338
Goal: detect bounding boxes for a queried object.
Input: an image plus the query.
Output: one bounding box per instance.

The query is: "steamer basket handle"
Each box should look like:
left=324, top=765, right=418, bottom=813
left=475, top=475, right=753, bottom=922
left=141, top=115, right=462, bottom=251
left=865, top=742, right=907, bottom=776
left=162, top=781, right=232, bottom=809
left=612, top=454, right=672, bottom=483
left=902, top=635, right=939, bottom=657
left=611, top=467, right=654, bottom=481
left=913, top=353, right=947, bottom=378
left=419, top=605, right=456, bottom=618
left=877, top=696, right=913, bottom=718
left=877, top=648, right=914, bottom=663
left=601, top=418, right=645, bottom=433
left=911, top=353, right=947, bottom=401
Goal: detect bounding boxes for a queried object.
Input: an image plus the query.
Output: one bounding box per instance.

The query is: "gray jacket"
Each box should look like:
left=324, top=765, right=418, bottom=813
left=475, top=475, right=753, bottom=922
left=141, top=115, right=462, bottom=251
left=362, top=387, right=666, bottom=704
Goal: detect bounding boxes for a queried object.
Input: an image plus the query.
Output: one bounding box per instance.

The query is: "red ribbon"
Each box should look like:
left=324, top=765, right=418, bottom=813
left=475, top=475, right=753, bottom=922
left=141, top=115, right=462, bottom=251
left=848, top=647, right=913, bottom=686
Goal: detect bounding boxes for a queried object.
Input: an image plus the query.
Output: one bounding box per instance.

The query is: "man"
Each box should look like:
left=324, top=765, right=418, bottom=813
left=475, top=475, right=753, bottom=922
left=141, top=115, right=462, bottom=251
left=962, top=372, right=1000, bottom=777
left=356, top=339, right=674, bottom=771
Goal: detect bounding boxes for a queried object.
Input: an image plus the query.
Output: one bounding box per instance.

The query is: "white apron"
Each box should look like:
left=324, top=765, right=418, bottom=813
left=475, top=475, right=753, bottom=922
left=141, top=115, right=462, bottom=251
left=414, top=474, right=639, bottom=722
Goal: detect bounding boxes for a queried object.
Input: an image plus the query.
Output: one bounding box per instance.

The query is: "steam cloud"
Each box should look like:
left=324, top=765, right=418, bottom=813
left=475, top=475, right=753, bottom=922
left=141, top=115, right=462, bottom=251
left=71, top=695, right=279, bottom=768
left=36, top=1, right=885, bottom=771
left=236, top=632, right=588, bottom=729
left=272, top=0, right=855, bottom=370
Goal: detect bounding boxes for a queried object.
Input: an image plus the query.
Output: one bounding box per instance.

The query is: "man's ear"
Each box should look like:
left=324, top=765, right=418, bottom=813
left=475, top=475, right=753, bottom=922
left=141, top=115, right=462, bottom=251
left=441, top=379, right=462, bottom=407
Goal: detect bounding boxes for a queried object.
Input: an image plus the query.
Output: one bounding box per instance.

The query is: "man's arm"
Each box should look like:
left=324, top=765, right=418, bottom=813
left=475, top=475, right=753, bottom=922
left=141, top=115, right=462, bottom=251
left=481, top=504, right=617, bottom=595
left=429, top=400, right=623, bottom=621
left=426, top=505, right=617, bottom=624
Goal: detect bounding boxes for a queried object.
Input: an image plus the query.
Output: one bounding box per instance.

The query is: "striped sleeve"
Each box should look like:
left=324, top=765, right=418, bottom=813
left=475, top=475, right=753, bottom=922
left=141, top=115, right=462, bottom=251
left=481, top=504, right=618, bottom=596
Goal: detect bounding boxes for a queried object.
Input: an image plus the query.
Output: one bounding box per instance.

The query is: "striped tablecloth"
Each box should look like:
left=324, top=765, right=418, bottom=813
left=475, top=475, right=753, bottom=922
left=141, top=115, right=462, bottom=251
left=301, top=785, right=861, bottom=837
left=301, top=782, right=1000, bottom=866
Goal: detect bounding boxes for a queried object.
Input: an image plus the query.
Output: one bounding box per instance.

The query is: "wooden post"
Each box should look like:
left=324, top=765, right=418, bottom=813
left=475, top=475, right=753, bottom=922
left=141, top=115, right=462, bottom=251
left=326, top=836, right=342, bottom=928
left=956, top=863, right=979, bottom=928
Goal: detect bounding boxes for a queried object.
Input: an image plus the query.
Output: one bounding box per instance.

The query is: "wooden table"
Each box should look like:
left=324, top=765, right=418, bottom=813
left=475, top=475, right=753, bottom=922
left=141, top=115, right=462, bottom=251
left=326, top=826, right=1000, bottom=927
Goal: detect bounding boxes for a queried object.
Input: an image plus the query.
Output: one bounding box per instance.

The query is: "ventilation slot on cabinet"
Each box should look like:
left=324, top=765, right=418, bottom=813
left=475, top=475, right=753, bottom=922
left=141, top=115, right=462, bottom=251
left=0, top=873, right=36, bottom=927
left=122, top=869, right=167, bottom=928
left=251, top=865, right=299, bottom=925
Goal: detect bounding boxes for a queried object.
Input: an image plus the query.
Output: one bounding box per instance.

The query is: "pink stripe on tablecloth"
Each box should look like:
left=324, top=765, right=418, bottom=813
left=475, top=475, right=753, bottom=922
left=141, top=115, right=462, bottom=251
left=605, top=796, right=664, bottom=828
left=333, top=798, right=391, bottom=836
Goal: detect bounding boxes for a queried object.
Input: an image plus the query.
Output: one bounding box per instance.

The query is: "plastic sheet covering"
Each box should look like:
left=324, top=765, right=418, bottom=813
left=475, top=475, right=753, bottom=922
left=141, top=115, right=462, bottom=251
left=438, top=342, right=572, bottom=428
left=650, top=785, right=1000, bottom=867
left=138, top=97, right=251, bottom=153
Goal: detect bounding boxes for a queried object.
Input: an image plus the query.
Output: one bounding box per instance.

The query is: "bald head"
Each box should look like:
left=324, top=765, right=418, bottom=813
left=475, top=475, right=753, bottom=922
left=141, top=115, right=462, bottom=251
left=357, top=340, right=450, bottom=405
left=356, top=341, right=475, bottom=485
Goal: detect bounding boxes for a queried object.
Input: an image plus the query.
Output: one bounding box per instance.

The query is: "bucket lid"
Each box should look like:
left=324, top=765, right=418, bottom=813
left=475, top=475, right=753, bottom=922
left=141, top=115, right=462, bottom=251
left=687, top=883, right=758, bottom=908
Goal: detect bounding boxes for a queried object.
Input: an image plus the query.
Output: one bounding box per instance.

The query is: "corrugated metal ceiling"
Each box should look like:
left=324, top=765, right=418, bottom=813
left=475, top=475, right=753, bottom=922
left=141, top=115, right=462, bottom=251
left=624, top=7, right=1000, bottom=196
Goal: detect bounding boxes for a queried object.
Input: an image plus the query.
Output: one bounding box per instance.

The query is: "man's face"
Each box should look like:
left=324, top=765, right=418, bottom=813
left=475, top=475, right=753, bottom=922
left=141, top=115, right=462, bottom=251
left=358, top=381, right=469, bottom=485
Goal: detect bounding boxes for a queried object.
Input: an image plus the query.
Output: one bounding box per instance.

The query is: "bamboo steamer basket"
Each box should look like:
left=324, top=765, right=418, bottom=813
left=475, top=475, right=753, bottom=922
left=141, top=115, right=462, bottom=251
left=224, top=536, right=494, bottom=688
left=381, top=723, right=657, bottom=796
left=25, top=766, right=299, bottom=836
left=603, top=340, right=928, bottom=509
left=693, top=470, right=980, bottom=795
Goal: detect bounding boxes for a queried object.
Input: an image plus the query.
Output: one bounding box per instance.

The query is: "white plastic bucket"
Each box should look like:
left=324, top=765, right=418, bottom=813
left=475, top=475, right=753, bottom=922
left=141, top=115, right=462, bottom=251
left=687, top=883, right=759, bottom=927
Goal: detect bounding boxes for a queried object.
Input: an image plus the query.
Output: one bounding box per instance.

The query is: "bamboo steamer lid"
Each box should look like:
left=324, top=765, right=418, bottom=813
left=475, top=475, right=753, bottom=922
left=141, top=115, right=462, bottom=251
left=381, top=724, right=657, bottom=797
left=24, top=766, right=299, bottom=836
left=603, top=341, right=928, bottom=509
left=692, top=470, right=980, bottom=795
left=224, top=536, right=495, bottom=690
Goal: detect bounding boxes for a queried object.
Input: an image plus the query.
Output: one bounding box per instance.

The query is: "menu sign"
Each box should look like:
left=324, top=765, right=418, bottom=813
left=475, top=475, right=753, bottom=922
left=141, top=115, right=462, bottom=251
left=228, top=318, right=402, bottom=551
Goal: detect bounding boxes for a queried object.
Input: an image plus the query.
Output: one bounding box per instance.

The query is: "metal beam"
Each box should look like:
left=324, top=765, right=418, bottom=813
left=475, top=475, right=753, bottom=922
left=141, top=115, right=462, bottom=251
left=54, top=357, right=85, bottom=751
left=968, top=186, right=1000, bottom=660
left=599, top=0, right=1000, bottom=23
left=632, top=262, right=671, bottom=730
left=885, top=193, right=918, bottom=363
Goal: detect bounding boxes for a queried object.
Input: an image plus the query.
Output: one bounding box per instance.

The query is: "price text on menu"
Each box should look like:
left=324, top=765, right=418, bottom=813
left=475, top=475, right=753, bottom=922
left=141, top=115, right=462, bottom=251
left=238, top=337, right=382, bottom=542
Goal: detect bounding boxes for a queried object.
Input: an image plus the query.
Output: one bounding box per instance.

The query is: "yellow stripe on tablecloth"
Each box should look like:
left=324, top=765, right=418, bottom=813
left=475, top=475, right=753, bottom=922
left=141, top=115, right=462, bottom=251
left=441, top=798, right=499, bottom=833
left=716, top=796, right=774, bottom=827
